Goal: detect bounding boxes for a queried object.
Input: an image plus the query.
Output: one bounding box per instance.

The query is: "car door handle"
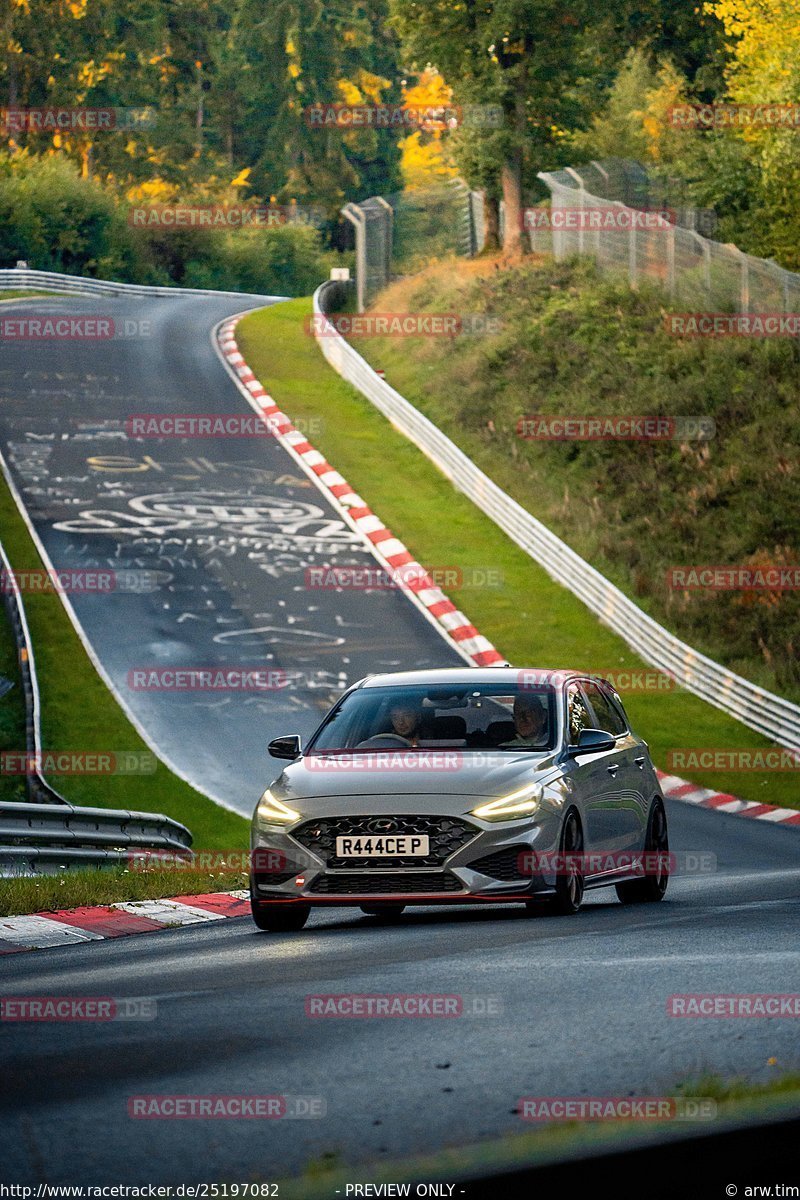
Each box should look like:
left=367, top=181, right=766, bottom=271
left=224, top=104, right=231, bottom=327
left=606, top=764, right=619, bottom=776
left=634, top=756, right=646, bottom=768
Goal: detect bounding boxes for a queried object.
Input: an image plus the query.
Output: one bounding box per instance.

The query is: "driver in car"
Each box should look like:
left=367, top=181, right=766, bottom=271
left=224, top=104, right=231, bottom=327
left=389, top=703, right=422, bottom=747
left=501, top=694, right=549, bottom=749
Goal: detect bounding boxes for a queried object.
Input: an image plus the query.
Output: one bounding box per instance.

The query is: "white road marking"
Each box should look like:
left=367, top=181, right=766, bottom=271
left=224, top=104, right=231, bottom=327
left=112, top=900, right=227, bottom=925
left=0, top=915, right=103, bottom=948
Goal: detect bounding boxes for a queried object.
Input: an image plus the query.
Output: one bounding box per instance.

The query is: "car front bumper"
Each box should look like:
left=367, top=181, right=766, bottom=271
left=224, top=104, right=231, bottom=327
left=250, top=807, right=562, bottom=905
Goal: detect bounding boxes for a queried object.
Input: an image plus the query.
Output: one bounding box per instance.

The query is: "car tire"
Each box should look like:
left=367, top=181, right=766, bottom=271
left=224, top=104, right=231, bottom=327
left=251, top=901, right=311, bottom=932
left=615, top=798, right=669, bottom=905
left=550, top=809, right=585, bottom=915
left=360, top=904, right=406, bottom=922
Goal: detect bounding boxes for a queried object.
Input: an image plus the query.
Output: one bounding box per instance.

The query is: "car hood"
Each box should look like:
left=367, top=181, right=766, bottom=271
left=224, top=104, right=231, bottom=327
left=269, top=749, right=560, bottom=803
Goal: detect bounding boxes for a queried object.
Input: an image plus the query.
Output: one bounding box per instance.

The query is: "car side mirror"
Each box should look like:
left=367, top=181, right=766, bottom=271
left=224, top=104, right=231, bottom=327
left=567, top=728, right=616, bottom=756
left=268, top=734, right=302, bottom=760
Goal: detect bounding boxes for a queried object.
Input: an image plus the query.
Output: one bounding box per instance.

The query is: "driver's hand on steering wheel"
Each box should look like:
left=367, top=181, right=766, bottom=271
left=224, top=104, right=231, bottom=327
left=355, top=733, right=412, bottom=749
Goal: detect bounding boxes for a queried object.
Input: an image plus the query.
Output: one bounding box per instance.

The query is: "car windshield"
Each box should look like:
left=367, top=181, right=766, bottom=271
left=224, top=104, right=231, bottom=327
left=307, top=682, right=558, bottom=753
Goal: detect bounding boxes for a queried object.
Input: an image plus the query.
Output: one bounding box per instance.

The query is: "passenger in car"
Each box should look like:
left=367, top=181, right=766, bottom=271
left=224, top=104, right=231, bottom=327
left=500, top=694, right=550, bottom=748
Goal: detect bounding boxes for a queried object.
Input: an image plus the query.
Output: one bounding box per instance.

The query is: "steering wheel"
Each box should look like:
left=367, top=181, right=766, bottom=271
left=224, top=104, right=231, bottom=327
left=355, top=734, right=412, bottom=749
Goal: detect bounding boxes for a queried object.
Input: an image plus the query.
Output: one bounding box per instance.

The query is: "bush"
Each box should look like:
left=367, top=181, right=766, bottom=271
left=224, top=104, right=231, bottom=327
left=0, top=153, right=132, bottom=276
left=178, top=223, right=336, bottom=296
left=0, top=152, right=340, bottom=294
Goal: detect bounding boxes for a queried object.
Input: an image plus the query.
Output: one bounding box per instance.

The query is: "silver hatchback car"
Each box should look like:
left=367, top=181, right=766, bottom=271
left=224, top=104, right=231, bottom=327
left=249, top=667, right=669, bottom=931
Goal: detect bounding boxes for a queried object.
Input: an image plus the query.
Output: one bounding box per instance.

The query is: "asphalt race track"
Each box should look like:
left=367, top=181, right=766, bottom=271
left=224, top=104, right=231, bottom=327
left=0, top=294, right=465, bottom=812
left=1, top=293, right=798, bottom=1189
left=1, top=801, right=798, bottom=1183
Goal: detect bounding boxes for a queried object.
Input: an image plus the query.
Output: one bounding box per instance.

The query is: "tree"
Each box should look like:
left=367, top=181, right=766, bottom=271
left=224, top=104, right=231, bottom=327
left=398, top=67, right=458, bottom=190
left=236, top=0, right=402, bottom=218
left=703, top=0, right=800, bottom=266
left=1, top=0, right=403, bottom=215
left=391, top=0, right=634, bottom=256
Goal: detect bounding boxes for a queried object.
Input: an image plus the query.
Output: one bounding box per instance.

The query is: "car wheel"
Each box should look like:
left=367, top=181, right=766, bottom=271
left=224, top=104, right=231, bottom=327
left=251, top=901, right=311, bottom=932
left=360, top=904, right=406, bottom=922
left=551, top=809, right=585, bottom=915
left=615, top=798, right=669, bottom=905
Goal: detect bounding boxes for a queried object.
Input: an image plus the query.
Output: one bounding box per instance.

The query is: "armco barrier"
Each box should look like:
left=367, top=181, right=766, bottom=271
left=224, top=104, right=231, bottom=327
left=0, top=534, right=66, bottom=806
left=312, top=281, right=800, bottom=752
left=1, top=517, right=193, bottom=876
left=0, top=533, right=193, bottom=871
left=0, top=266, right=281, bottom=301
left=0, top=800, right=192, bottom=875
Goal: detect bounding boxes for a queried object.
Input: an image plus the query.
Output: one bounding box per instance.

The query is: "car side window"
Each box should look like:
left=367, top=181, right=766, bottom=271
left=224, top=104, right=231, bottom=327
left=567, top=683, right=591, bottom=744
left=583, top=682, right=627, bottom=736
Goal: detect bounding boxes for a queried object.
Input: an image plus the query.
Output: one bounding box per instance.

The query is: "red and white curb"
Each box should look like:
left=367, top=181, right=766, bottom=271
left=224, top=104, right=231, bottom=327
left=0, top=891, right=249, bottom=955
left=657, top=771, right=800, bottom=826
left=216, top=318, right=503, bottom=668
left=215, top=318, right=800, bottom=833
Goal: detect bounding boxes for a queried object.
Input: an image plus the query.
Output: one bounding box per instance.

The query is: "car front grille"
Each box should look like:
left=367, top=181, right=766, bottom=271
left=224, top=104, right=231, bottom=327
left=467, top=846, right=532, bottom=882
left=308, top=871, right=464, bottom=895
left=293, top=815, right=478, bottom=868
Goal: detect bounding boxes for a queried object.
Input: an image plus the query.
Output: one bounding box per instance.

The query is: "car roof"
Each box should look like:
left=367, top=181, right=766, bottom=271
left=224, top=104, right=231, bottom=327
left=358, top=667, right=607, bottom=689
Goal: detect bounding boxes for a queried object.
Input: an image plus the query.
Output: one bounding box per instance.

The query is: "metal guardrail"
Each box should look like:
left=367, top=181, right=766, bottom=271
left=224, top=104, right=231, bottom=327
left=0, top=532, right=192, bottom=872
left=0, top=536, right=66, bottom=806
left=0, top=801, right=192, bottom=875
left=313, top=281, right=800, bottom=751
left=0, top=266, right=280, bottom=300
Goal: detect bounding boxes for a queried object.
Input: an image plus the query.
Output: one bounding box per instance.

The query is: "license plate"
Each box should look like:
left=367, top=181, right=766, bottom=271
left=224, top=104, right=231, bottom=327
left=335, top=835, right=430, bottom=857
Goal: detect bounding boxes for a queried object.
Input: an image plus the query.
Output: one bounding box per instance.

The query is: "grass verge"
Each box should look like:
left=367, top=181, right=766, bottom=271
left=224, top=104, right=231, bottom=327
left=0, top=471, right=249, bottom=853
left=0, top=865, right=248, bottom=917
left=237, top=299, right=799, bottom=809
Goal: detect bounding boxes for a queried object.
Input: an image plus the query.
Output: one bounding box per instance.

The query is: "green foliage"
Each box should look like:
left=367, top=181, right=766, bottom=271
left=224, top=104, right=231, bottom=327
left=0, top=153, right=132, bottom=276
left=0, top=152, right=336, bottom=294
left=147, top=223, right=337, bottom=295
left=1, top=0, right=402, bottom=216
left=569, top=21, right=800, bottom=270
left=570, top=50, right=662, bottom=163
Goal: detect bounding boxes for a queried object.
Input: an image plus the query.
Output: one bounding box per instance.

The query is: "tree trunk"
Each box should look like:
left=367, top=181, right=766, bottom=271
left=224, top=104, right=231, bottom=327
left=500, top=39, right=530, bottom=259
left=501, top=156, right=524, bottom=258
left=483, top=192, right=500, bottom=252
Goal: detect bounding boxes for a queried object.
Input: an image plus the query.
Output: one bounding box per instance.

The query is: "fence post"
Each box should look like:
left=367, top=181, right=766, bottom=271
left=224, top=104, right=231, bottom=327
left=592, top=162, right=609, bottom=262
left=565, top=168, right=586, bottom=255
left=470, top=191, right=485, bottom=255
left=373, top=195, right=394, bottom=286
left=735, top=247, right=750, bottom=314
left=699, top=236, right=712, bottom=303
left=552, top=188, right=565, bottom=262
left=341, top=203, right=366, bottom=312
left=667, top=222, right=676, bottom=299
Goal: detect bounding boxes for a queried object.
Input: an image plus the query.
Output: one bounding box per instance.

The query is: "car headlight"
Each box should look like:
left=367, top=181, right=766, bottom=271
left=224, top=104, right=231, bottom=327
left=471, top=784, right=541, bottom=822
left=256, top=789, right=300, bottom=826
